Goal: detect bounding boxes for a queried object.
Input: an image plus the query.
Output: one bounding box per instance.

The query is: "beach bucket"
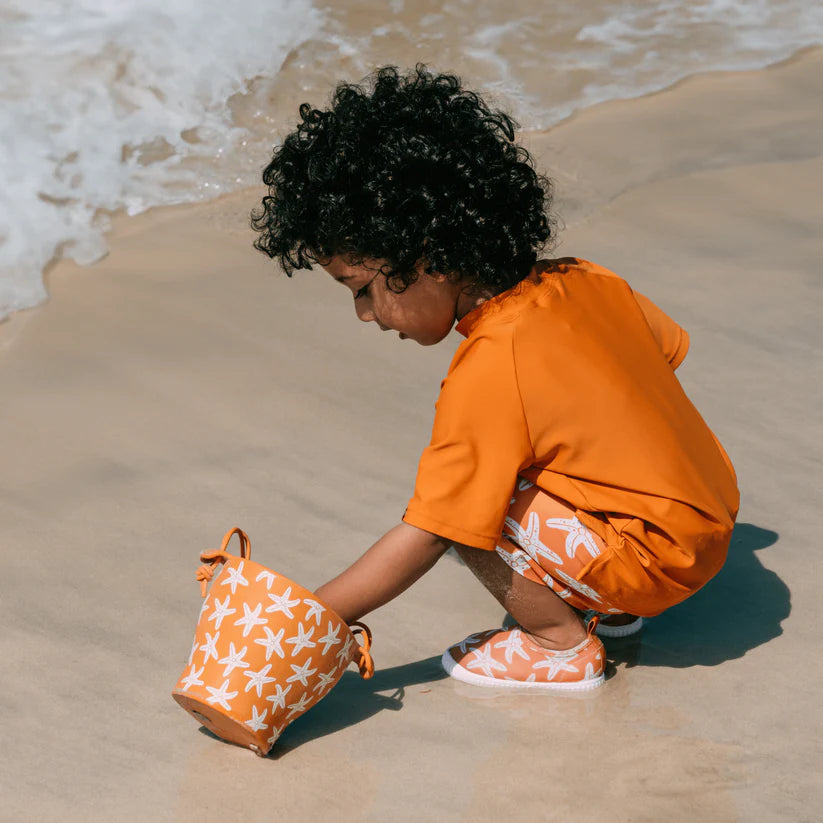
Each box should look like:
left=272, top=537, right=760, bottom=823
left=172, top=527, right=374, bottom=756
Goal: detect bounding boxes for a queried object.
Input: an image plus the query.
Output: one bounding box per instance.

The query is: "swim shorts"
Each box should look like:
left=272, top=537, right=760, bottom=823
left=495, top=477, right=623, bottom=614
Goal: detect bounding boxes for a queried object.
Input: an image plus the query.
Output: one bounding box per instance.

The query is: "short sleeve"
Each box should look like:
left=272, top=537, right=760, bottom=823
left=632, top=291, right=690, bottom=369
left=403, top=332, right=535, bottom=550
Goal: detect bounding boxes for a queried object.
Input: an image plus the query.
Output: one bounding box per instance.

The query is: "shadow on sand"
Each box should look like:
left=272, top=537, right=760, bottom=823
left=266, top=654, right=449, bottom=757
left=196, top=655, right=448, bottom=756
left=198, top=522, right=788, bottom=755
left=608, top=521, right=789, bottom=669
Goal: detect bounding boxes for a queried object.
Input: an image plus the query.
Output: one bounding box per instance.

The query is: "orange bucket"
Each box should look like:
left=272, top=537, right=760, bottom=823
left=172, top=527, right=374, bottom=756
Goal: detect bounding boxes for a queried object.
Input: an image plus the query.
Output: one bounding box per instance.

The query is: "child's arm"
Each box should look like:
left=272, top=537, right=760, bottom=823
left=314, top=522, right=451, bottom=623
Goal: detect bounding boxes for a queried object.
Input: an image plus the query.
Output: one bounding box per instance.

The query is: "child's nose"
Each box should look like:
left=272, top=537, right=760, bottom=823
left=355, top=301, right=376, bottom=324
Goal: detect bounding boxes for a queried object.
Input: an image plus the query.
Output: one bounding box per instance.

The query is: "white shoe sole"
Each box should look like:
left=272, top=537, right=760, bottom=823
left=441, top=649, right=605, bottom=692
left=595, top=617, right=643, bottom=638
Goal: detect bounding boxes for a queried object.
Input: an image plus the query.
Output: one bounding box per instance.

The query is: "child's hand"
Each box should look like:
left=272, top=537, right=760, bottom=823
left=315, top=522, right=451, bottom=623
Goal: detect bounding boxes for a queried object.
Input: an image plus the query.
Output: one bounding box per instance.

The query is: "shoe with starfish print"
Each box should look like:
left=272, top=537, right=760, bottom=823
left=441, top=620, right=605, bottom=691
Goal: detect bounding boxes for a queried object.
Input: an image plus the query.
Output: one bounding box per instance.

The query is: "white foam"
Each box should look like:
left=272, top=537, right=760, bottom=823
left=528, top=0, right=823, bottom=127
left=0, top=0, right=322, bottom=319
left=2, top=0, right=822, bottom=322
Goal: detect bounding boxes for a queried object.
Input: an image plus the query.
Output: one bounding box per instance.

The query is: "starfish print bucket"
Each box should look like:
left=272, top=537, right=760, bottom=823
left=172, top=527, right=374, bottom=756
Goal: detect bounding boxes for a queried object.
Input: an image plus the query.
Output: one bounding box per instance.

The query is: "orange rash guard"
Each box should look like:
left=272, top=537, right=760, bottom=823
left=403, top=258, right=739, bottom=616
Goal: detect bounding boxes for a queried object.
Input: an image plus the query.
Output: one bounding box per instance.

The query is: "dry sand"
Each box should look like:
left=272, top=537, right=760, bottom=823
left=2, top=48, right=822, bottom=823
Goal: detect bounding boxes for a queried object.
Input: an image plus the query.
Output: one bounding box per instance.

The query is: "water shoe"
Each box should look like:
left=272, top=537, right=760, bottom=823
left=595, top=615, right=644, bottom=638
left=442, top=621, right=605, bottom=691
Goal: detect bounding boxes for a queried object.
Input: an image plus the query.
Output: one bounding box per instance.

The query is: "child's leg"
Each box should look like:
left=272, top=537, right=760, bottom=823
left=443, top=539, right=606, bottom=689
left=442, top=480, right=633, bottom=689
left=493, top=478, right=630, bottom=618
left=453, top=544, right=586, bottom=650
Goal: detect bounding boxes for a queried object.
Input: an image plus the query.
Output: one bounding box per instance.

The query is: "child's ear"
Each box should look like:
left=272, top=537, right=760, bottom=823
left=418, top=256, right=442, bottom=280
left=418, top=257, right=451, bottom=283
left=424, top=265, right=453, bottom=283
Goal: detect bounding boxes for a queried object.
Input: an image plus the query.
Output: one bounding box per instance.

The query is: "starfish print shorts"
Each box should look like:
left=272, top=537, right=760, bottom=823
left=494, top=477, right=623, bottom=614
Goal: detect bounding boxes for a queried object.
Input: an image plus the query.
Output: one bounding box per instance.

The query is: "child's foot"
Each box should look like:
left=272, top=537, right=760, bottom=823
left=595, top=613, right=644, bottom=638
left=441, top=624, right=605, bottom=691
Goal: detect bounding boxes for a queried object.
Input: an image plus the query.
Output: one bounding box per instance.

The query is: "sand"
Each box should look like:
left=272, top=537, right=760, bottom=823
left=1, top=48, right=821, bottom=823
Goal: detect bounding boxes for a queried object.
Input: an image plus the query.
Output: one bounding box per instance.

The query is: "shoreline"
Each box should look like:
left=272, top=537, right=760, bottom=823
left=2, top=43, right=822, bottom=342
left=1, top=43, right=822, bottom=821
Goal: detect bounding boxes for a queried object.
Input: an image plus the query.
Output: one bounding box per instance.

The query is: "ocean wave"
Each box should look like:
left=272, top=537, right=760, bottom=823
left=0, top=0, right=322, bottom=318
left=1, top=0, right=821, bottom=321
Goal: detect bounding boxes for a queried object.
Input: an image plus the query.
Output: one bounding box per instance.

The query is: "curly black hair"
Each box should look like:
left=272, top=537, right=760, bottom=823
left=252, top=65, right=554, bottom=295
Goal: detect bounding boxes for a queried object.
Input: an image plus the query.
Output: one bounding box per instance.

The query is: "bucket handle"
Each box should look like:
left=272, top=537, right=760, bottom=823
left=195, top=527, right=250, bottom=597
left=349, top=621, right=374, bottom=680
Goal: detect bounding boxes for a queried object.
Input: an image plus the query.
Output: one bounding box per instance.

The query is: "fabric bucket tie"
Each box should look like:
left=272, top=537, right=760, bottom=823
left=172, top=527, right=374, bottom=755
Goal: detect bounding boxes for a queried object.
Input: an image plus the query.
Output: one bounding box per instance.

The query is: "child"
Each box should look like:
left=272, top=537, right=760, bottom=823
left=251, top=66, right=739, bottom=690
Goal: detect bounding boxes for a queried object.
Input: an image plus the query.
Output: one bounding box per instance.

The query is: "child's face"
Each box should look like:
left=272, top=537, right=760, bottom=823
left=322, top=256, right=467, bottom=346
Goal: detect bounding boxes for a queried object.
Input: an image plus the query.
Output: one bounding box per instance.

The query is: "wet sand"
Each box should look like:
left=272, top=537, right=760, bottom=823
left=2, top=48, right=821, bottom=822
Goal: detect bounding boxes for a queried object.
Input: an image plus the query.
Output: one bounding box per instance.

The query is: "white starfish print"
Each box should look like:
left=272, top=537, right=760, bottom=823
left=540, top=573, right=574, bottom=600
left=180, top=664, right=205, bottom=692
left=317, top=622, right=342, bottom=655
left=218, top=641, right=249, bottom=677
left=244, top=704, right=268, bottom=732
left=265, top=586, right=300, bottom=619
left=496, top=546, right=532, bottom=575
left=199, top=598, right=211, bottom=620
left=335, top=634, right=354, bottom=664
left=234, top=601, right=268, bottom=637
left=244, top=663, right=277, bottom=697
left=199, top=630, right=220, bottom=663
left=285, top=692, right=313, bottom=719
left=312, top=670, right=337, bottom=696
left=552, top=568, right=603, bottom=603
left=221, top=560, right=249, bottom=595
left=532, top=656, right=579, bottom=680
left=255, top=569, right=278, bottom=589
left=544, top=516, right=602, bottom=560
left=265, top=683, right=292, bottom=712
left=187, top=638, right=198, bottom=665
left=286, top=622, right=316, bottom=657
left=302, top=598, right=325, bottom=626
left=466, top=644, right=507, bottom=678
left=584, top=662, right=596, bottom=680
left=255, top=626, right=286, bottom=661
left=267, top=725, right=282, bottom=747
left=286, top=657, right=318, bottom=688
left=455, top=631, right=487, bottom=655
left=494, top=629, right=530, bottom=664
left=509, top=477, right=535, bottom=504
left=205, top=678, right=238, bottom=711
left=504, top=511, right=563, bottom=566
left=208, top=595, right=236, bottom=630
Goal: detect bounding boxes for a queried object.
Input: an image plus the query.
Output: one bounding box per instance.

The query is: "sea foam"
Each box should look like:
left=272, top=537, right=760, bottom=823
left=1, top=0, right=822, bottom=322
left=0, top=0, right=322, bottom=319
